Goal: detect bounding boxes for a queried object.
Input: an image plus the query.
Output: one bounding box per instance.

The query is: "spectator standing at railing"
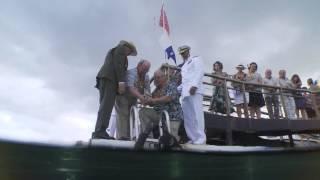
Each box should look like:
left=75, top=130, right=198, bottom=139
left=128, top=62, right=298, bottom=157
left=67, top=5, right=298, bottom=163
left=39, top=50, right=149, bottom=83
left=262, top=69, right=280, bottom=119
left=246, top=62, right=265, bottom=119
left=114, top=60, right=151, bottom=140
left=307, top=78, right=320, bottom=118
left=209, top=61, right=234, bottom=114
left=302, top=87, right=316, bottom=119
left=278, top=70, right=296, bottom=119
left=291, top=74, right=307, bottom=119
left=307, top=78, right=320, bottom=92
left=178, top=45, right=206, bottom=145
left=231, top=64, right=248, bottom=118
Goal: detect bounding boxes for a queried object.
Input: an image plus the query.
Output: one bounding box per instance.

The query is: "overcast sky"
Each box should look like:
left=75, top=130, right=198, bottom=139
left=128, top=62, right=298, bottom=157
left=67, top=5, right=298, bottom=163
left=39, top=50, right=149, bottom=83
left=0, top=0, right=319, bottom=144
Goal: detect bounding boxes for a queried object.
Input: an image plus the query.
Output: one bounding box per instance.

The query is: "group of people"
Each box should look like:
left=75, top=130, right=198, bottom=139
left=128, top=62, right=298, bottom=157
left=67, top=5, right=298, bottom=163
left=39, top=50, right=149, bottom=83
left=209, top=61, right=320, bottom=120
left=91, top=40, right=206, bottom=149
left=91, top=40, right=319, bottom=149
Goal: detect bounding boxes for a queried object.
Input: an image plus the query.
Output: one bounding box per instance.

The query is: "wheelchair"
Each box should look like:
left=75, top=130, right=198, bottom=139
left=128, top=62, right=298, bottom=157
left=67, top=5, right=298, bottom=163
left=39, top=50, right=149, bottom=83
left=129, top=105, right=171, bottom=142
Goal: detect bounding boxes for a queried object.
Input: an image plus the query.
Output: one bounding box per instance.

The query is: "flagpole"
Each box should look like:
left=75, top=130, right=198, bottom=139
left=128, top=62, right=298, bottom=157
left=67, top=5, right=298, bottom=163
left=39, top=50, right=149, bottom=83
left=161, top=1, right=167, bottom=64
left=158, top=0, right=176, bottom=65
left=162, top=0, right=169, bottom=76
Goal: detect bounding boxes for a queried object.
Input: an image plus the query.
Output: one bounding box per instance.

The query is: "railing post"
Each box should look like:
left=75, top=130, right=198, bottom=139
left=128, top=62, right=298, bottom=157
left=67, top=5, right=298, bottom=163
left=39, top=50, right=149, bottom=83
left=241, top=83, right=249, bottom=119
left=310, top=93, right=320, bottom=119
left=279, top=88, right=288, bottom=119
left=224, top=79, right=231, bottom=117
left=223, top=79, right=233, bottom=145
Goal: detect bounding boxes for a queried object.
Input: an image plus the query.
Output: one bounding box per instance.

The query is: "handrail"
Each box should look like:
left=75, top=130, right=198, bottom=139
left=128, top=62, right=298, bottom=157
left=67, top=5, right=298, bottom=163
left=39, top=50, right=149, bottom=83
left=161, top=63, right=314, bottom=94
left=161, top=63, right=320, bottom=119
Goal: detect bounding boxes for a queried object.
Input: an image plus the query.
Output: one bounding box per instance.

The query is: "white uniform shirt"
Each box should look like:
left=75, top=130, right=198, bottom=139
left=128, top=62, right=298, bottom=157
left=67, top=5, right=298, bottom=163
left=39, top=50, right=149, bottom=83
left=180, top=56, right=204, bottom=98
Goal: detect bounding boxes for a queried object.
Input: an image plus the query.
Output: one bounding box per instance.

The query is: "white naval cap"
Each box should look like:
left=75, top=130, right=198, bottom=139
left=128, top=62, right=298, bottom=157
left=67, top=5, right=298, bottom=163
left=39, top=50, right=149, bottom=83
left=178, top=45, right=190, bottom=54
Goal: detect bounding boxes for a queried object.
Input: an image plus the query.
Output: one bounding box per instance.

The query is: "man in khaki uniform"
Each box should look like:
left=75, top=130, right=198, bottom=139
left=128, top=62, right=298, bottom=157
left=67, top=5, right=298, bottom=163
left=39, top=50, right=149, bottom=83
left=92, top=40, right=137, bottom=139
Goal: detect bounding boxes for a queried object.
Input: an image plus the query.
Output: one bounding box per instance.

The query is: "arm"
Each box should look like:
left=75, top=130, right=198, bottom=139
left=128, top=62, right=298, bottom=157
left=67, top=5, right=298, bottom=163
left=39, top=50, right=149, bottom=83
left=129, top=87, right=145, bottom=100
left=151, top=83, right=177, bottom=104
left=294, top=81, right=302, bottom=89
left=211, top=76, right=222, bottom=86
left=151, top=96, right=172, bottom=104
left=126, top=70, right=145, bottom=101
left=144, top=75, right=151, bottom=95
left=113, top=54, right=127, bottom=83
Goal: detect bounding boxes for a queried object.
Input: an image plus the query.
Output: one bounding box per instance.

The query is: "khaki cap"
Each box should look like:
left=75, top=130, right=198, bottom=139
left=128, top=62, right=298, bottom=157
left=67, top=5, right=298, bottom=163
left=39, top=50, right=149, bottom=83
left=119, top=40, right=137, bottom=56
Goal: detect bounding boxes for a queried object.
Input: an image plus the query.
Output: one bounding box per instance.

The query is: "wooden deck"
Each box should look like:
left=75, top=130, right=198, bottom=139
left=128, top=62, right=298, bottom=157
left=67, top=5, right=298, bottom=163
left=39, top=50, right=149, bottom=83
left=204, top=112, right=320, bottom=146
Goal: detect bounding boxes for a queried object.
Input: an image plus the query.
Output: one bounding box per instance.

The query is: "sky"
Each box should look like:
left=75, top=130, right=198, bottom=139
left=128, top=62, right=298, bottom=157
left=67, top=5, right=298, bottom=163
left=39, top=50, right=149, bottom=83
left=0, top=0, right=319, bottom=144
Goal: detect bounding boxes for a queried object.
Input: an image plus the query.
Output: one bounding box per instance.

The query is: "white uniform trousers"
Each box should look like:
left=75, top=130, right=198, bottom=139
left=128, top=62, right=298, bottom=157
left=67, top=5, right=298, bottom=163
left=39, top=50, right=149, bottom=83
left=182, top=94, right=206, bottom=144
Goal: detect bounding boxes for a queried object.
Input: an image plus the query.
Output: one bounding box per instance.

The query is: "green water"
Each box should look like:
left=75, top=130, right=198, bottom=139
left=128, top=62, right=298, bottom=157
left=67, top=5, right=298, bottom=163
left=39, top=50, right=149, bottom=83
left=0, top=141, right=319, bottom=180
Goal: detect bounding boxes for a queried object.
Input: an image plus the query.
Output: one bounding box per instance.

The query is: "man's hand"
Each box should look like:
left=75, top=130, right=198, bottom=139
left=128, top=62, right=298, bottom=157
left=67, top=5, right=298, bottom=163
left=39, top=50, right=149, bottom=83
left=118, top=82, right=126, bottom=94
left=139, top=96, right=153, bottom=106
left=189, top=86, right=197, bottom=95
left=138, top=96, right=146, bottom=105
left=144, top=97, right=154, bottom=106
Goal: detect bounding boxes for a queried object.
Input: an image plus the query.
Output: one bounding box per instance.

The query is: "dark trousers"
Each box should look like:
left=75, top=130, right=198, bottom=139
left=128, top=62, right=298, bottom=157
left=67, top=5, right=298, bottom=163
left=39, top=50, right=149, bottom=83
left=265, top=95, right=279, bottom=119
left=94, top=79, right=117, bottom=134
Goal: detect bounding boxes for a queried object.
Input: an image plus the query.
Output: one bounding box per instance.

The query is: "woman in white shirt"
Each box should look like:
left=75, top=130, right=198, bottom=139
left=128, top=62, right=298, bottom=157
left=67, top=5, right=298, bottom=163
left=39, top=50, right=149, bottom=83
left=232, top=64, right=249, bottom=118
left=246, top=62, right=265, bottom=119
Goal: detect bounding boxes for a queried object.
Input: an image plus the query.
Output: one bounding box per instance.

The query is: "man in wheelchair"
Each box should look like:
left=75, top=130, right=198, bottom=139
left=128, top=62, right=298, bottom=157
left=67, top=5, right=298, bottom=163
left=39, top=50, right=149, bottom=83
left=134, top=70, right=183, bottom=150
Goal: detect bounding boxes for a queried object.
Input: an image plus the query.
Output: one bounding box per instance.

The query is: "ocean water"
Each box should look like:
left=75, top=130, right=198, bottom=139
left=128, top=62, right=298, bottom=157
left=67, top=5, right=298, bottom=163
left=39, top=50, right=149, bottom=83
left=0, top=140, right=320, bottom=180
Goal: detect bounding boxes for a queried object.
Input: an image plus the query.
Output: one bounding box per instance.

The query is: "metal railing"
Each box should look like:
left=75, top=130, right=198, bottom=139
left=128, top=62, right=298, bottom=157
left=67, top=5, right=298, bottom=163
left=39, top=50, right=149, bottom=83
left=161, top=63, right=320, bottom=120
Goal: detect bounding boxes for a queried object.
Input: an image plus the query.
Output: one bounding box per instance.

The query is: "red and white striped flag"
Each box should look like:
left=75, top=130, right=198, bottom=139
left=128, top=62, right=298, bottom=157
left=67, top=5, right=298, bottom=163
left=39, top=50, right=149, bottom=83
left=159, top=5, right=170, bottom=35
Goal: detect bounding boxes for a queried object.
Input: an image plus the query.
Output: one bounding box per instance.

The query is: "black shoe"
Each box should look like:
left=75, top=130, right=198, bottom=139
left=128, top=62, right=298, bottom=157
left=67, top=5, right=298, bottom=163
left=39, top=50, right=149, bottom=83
left=118, top=137, right=131, bottom=141
left=92, top=132, right=115, bottom=140
left=134, top=133, right=148, bottom=150
left=178, top=137, right=189, bottom=144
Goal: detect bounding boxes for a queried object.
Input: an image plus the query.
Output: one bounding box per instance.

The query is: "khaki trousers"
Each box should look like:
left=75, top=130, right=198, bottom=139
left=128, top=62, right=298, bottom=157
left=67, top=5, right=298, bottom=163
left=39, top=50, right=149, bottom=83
left=139, top=108, right=181, bottom=140
left=115, top=95, right=136, bottom=139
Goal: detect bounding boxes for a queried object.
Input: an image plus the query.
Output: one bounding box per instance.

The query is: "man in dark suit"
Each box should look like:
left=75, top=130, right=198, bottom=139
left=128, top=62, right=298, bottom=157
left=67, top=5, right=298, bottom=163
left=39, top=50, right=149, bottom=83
left=92, top=40, right=137, bottom=139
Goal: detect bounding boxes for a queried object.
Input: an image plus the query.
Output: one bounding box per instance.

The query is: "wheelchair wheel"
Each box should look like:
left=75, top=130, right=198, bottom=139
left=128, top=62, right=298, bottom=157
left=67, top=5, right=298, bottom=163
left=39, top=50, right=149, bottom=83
left=159, top=110, right=171, bottom=136
left=130, top=106, right=141, bottom=141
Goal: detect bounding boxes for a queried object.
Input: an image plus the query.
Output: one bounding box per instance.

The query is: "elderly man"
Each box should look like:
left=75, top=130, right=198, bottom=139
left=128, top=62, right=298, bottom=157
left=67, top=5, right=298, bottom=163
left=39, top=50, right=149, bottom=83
left=278, top=70, right=296, bottom=119
left=115, top=60, right=151, bottom=140
left=178, top=45, right=206, bottom=145
left=263, top=69, right=280, bottom=119
left=92, top=40, right=137, bottom=139
left=134, top=70, right=183, bottom=149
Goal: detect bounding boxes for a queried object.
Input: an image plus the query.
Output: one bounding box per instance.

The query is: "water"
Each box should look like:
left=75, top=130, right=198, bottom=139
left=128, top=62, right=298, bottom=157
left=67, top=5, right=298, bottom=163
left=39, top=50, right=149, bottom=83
left=0, top=140, right=320, bottom=180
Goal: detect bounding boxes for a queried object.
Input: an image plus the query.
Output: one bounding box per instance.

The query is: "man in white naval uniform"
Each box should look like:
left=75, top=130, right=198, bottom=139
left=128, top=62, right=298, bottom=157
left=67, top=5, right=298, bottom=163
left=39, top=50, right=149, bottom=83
left=178, top=45, right=206, bottom=145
